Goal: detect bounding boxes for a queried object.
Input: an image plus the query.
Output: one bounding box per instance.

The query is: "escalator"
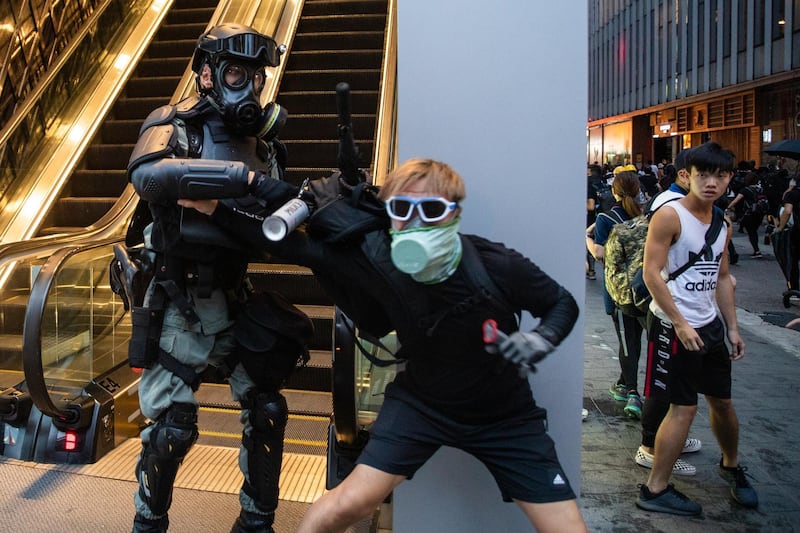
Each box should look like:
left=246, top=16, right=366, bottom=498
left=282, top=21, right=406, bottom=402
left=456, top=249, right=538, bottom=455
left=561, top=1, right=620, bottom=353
left=36, top=0, right=218, bottom=236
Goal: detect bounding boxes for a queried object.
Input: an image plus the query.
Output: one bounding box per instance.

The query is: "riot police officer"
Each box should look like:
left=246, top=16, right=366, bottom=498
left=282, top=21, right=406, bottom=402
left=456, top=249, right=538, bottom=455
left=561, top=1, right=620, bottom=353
left=126, top=23, right=310, bottom=533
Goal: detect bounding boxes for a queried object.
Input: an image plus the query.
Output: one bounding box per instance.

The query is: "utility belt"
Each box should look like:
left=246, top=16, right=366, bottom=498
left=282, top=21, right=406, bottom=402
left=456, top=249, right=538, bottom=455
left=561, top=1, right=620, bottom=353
left=111, top=246, right=244, bottom=378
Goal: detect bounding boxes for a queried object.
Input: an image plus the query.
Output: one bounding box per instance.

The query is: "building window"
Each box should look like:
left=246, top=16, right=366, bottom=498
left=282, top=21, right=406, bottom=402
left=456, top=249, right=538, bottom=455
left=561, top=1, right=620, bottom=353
left=773, top=0, right=786, bottom=39
left=698, top=0, right=705, bottom=66
left=723, top=0, right=732, bottom=58
left=737, top=0, right=747, bottom=53
left=754, top=0, right=765, bottom=46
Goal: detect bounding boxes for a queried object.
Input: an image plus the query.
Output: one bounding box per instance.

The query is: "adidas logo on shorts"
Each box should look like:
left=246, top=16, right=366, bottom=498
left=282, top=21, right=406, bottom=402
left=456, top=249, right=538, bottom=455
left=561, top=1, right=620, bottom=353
left=552, top=473, right=566, bottom=485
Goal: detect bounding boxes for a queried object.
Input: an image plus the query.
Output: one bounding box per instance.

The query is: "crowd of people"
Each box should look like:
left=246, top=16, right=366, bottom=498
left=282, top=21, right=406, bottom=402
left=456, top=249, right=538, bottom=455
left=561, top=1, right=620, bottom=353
left=585, top=142, right=799, bottom=517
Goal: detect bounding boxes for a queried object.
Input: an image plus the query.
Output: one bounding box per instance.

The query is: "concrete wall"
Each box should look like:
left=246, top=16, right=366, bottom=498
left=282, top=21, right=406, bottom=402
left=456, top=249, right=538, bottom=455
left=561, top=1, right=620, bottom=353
left=393, top=1, right=588, bottom=531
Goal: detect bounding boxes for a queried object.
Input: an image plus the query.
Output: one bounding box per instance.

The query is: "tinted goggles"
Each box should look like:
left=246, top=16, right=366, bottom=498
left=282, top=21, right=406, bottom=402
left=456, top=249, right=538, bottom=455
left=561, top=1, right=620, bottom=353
left=200, top=32, right=282, bottom=67
left=385, top=196, right=458, bottom=223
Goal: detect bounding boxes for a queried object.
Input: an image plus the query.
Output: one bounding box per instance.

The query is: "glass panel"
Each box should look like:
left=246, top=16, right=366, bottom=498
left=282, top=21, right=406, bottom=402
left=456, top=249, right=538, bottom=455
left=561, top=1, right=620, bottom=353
left=0, top=254, right=53, bottom=381
left=354, top=331, right=398, bottom=427
left=39, top=245, right=129, bottom=387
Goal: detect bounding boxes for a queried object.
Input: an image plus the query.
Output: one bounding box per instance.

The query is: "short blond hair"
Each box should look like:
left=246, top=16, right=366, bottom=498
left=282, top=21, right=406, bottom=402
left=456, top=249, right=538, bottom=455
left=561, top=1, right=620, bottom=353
left=379, top=158, right=466, bottom=203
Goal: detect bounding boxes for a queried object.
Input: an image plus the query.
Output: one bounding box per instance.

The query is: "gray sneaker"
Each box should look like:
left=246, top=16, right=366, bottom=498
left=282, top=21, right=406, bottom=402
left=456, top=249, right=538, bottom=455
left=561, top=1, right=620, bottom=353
left=718, top=460, right=758, bottom=508
left=636, top=484, right=702, bottom=516
left=609, top=382, right=627, bottom=401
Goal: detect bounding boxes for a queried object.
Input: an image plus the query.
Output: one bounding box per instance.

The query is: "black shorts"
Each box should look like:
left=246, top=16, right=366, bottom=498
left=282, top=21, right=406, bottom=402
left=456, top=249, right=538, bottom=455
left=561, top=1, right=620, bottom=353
left=357, top=384, right=576, bottom=504
left=644, top=314, right=732, bottom=405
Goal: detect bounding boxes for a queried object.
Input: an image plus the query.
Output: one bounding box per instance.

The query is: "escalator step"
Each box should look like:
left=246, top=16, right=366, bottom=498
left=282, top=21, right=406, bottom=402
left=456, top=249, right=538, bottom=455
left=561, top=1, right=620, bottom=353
left=69, top=170, right=128, bottom=196
left=281, top=114, right=374, bottom=141
left=291, top=30, right=385, bottom=51
left=302, top=0, right=388, bottom=16
left=146, top=38, right=198, bottom=59
left=278, top=90, right=378, bottom=115
left=49, top=198, right=118, bottom=227
left=125, top=76, right=182, bottom=97
left=157, top=22, right=210, bottom=41
left=135, top=57, right=190, bottom=77
left=285, top=50, right=383, bottom=71
left=165, top=7, right=216, bottom=25
left=100, top=120, right=142, bottom=144
left=297, top=14, right=386, bottom=33
left=279, top=69, right=381, bottom=92
left=113, top=97, right=170, bottom=120
left=283, top=140, right=374, bottom=167
left=84, top=144, right=135, bottom=169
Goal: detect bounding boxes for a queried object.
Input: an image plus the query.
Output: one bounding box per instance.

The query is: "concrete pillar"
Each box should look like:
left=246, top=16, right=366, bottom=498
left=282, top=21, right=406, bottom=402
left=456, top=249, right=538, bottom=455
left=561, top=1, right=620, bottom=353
left=394, top=1, right=588, bottom=531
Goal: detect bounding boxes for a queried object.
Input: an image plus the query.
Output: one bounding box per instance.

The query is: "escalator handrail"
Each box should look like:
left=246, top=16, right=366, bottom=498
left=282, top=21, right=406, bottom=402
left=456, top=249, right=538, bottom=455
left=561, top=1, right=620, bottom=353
left=21, top=238, right=122, bottom=424
left=370, top=0, right=398, bottom=186
left=332, top=309, right=359, bottom=443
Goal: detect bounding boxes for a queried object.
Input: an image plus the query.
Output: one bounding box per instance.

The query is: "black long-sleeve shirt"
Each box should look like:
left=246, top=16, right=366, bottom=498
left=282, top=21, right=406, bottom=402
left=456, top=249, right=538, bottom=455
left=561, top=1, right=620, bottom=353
left=212, top=202, right=579, bottom=423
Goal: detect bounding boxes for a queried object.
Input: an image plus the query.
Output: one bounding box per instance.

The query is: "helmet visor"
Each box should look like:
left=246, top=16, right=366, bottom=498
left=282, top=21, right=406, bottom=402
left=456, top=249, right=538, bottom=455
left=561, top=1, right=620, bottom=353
left=200, top=32, right=281, bottom=67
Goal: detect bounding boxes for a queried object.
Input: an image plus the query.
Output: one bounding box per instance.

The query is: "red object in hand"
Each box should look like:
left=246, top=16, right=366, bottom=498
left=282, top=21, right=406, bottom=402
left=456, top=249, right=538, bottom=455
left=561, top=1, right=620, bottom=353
left=482, top=319, right=498, bottom=344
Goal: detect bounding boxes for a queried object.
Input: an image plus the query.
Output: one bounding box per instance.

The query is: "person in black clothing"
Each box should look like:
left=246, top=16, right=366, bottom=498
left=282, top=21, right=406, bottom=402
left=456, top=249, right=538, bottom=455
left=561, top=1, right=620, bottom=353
left=639, top=165, right=660, bottom=201
left=777, top=177, right=800, bottom=290
left=180, top=158, right=588, bottom=532
left=726, top=172, right=764, bottom=257
left=586, top=166, right=604, bottom=280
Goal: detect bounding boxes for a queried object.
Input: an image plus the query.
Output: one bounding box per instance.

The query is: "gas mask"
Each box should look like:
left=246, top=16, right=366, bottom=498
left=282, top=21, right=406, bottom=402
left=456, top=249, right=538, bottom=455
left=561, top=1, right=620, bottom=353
left=206, top=60, right=286, bottom=138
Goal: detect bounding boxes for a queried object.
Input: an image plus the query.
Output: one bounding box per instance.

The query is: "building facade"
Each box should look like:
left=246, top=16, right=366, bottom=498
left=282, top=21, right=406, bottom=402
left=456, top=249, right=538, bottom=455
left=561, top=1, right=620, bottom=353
left=588, top=0, right=800, bottom=169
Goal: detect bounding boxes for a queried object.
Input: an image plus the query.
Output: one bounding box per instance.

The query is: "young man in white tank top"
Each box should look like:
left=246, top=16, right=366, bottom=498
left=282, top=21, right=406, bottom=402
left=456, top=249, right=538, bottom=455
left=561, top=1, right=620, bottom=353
left=635, top=142, right=758, bottom=516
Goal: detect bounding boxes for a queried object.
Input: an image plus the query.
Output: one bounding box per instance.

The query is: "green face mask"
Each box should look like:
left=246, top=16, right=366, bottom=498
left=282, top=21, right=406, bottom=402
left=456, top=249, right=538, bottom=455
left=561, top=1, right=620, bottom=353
left=389, top=217, right=462, bottom=284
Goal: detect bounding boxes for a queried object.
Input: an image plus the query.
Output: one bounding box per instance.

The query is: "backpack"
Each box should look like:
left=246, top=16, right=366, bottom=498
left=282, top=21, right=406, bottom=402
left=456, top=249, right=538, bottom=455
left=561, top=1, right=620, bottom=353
left=592, top=179, right=616, bottom=215
left=744, top=185, right=769, bottom=217
left=334, top=234, right=518, bottom=367
left=604, top=204, right=725, bottom=317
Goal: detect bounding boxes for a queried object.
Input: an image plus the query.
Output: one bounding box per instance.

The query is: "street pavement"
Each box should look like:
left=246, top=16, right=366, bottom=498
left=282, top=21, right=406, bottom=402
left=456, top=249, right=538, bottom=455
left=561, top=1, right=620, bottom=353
left=579, top=228, right=800, bottom=532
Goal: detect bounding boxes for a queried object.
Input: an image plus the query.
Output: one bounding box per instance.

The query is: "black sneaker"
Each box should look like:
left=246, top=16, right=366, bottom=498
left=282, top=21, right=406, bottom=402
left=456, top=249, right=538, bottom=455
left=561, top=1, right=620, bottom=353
left=132, top=514, right=168, bottom=533
left=636, top=484, right=702, bottom=516
left=230, top=509, right=275, bottom=533
left=718, top=460, right=759, bottom=508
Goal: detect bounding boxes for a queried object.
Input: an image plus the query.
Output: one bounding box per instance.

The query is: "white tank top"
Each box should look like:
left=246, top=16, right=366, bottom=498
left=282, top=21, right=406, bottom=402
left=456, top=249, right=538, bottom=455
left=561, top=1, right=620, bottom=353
left=649, top=202, right=727, bottom=328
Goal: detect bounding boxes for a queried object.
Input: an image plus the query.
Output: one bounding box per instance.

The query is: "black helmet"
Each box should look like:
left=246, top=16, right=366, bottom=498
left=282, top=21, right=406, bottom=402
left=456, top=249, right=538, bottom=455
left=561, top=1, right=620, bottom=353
left=191, top=23, right=284, bottom=73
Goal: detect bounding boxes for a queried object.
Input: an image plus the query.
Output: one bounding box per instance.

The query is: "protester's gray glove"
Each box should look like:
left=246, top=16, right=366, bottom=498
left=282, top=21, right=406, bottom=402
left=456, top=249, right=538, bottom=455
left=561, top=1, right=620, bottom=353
left=496, top=330, right=555, bottom=368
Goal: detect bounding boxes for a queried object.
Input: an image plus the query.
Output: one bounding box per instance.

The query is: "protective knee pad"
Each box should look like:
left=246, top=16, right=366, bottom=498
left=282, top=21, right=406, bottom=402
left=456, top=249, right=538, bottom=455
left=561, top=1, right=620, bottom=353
left=136, top=403, right=198, bottom=516
left=241, top=389, right=288, bottom=514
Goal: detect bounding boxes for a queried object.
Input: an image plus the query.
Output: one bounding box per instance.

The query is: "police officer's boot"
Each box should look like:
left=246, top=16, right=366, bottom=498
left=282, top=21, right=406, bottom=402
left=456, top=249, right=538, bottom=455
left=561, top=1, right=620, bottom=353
left=132, top=513, right=168, bottom=533
left=230, top=509, right=275, bottom=533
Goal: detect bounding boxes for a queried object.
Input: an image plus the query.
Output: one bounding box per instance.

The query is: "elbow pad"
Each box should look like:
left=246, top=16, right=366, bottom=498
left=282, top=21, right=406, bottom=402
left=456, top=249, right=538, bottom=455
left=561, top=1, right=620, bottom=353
left=130, top=158, right=250, bottom=201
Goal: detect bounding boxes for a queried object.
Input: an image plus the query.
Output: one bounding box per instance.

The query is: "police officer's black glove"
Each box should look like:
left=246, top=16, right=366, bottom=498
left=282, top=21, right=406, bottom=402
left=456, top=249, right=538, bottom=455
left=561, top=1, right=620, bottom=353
left=248, top=171, right=300, bottom=207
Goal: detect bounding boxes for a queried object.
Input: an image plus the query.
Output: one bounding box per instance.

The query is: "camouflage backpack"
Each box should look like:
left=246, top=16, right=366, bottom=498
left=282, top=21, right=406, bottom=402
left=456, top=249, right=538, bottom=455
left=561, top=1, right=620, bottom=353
left=603, top=212, right=651, bottom=317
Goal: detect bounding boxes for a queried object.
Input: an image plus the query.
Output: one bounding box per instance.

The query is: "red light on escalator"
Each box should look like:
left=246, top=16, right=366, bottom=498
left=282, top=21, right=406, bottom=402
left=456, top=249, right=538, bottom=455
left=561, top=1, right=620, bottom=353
left=64, top=431, right=78, bottom=451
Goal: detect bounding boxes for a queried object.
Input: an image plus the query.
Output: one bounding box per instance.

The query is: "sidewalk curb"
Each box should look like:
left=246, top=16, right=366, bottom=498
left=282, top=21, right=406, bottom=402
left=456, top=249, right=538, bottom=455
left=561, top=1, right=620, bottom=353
left=736, top=306, right=799, bottom=360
